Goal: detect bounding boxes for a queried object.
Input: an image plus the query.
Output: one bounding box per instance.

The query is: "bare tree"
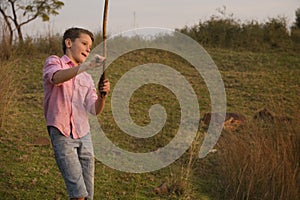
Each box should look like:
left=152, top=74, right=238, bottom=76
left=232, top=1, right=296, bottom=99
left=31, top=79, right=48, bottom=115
left=0, top=0, right=64, bottom=44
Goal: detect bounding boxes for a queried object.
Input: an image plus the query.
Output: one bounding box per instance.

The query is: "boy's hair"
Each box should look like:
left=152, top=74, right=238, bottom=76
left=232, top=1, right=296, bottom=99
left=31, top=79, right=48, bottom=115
left=62, top=27, right=94, bottom=54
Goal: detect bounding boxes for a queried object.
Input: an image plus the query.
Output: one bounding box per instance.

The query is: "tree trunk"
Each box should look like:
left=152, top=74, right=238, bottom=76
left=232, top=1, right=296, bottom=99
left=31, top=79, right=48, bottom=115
left=16, top=25, right=23, bottom=43
left=0, top=8, right=13, bottom=45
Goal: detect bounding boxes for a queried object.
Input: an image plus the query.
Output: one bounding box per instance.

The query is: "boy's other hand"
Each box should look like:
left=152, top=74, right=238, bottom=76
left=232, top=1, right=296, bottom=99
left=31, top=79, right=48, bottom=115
left=98, top=79, right=110, bottom=96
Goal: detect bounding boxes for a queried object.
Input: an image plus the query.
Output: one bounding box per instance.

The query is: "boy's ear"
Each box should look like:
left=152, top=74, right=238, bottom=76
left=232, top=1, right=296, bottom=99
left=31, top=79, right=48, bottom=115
left=65, top=38, right=72, bottom=49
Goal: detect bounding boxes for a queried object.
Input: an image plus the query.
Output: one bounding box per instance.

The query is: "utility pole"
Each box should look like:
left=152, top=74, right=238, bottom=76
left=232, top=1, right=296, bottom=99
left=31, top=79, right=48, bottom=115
left=133, top=11, right=136, bottom=28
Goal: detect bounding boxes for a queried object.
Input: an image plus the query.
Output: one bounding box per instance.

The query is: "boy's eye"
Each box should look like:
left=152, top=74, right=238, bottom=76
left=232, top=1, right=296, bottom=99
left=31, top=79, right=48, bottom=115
left=81, top=40, right=91, bottom=49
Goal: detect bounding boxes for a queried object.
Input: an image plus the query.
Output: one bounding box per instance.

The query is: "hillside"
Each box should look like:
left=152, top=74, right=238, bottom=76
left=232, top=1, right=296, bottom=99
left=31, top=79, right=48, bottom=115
left=0, top=45, right=299, bottom=199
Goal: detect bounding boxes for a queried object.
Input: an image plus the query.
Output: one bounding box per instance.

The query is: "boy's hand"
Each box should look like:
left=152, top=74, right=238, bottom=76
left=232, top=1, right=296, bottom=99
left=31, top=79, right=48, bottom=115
left=79, top=54, right=105, bottom=73
left=98, top=79, right=110, bottom=97
left=93, top=54, right=106, bottom=66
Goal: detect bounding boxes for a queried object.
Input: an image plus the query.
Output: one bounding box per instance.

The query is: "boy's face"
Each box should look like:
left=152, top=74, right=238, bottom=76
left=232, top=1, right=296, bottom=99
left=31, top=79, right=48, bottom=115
left=65, top=33, right=93, bottom=65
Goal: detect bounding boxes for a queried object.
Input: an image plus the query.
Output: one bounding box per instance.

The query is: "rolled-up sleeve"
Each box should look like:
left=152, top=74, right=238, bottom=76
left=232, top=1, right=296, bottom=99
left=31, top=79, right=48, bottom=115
left=43, top=55, right=63, bottom=86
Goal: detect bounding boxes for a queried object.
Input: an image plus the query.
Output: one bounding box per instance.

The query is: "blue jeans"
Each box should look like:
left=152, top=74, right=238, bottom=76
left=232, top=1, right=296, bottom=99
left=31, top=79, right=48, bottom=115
left=48, top=126, right=94, bottom=199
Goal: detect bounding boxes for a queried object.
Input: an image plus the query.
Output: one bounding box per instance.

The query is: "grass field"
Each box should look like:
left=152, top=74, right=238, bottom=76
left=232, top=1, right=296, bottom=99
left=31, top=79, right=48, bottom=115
left=0, top=44, right=299, bottom=199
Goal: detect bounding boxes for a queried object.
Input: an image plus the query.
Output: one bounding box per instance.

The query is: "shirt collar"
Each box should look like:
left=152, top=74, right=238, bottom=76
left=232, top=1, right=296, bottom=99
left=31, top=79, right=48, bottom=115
left=61, top=55, right=75, bottom=67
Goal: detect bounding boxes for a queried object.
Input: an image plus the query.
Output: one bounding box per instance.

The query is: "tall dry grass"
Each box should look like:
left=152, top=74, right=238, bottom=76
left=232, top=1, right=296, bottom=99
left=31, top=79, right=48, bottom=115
left=0, top=21, right=17, bottom=128
left=0, top=60, right=17, bottom=128
left=215, top=111, right=300, bottom=200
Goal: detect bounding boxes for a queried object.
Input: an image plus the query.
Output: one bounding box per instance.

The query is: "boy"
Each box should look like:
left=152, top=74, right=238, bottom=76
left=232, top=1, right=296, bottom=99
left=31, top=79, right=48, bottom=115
left=43, top=27, right=110, bottom=200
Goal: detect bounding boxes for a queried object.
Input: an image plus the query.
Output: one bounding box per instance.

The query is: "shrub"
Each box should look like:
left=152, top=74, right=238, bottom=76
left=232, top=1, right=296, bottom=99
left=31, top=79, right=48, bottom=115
left=262, top=17, right=292, bottom=50
left=177, top=16, right=296, bottom=52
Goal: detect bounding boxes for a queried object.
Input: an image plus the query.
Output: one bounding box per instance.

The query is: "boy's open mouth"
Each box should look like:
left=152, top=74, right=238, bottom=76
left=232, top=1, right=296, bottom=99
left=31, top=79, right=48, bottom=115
left=81, top=53, right=87, bottom=58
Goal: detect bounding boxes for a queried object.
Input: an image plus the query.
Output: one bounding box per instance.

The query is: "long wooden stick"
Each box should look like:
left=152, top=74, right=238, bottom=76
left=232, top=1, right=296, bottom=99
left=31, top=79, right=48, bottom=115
left=99, top=0, right=109, bottom=97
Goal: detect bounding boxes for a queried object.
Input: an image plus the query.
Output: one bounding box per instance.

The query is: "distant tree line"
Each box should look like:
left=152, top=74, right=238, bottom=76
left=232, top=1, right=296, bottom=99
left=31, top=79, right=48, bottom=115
left=176, top=7, right=300, bottom=52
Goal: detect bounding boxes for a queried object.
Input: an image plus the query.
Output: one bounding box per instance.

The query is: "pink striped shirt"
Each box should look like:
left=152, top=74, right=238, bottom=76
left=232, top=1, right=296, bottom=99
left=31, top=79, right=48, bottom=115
left=43, top=55, right=98, bottom=138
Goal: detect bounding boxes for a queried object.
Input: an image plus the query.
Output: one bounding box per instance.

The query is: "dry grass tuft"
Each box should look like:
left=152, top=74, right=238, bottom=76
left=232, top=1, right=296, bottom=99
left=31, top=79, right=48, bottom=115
left=216, top=109, right=300, bottom=200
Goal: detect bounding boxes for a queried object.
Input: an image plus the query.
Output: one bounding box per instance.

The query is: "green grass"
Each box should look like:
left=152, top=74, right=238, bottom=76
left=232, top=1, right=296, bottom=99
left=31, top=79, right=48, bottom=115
left=0, top=46, right=299, bottom=199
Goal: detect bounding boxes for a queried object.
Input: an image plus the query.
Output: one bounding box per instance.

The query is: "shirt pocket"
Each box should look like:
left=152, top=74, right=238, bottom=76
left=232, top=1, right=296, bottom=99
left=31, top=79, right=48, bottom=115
left=76, top=78, right=90, bottom=102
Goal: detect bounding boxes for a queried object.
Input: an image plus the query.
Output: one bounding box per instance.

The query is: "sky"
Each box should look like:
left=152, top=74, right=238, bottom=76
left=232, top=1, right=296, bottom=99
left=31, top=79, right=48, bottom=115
left=24, top=0, right=299, bottom=37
